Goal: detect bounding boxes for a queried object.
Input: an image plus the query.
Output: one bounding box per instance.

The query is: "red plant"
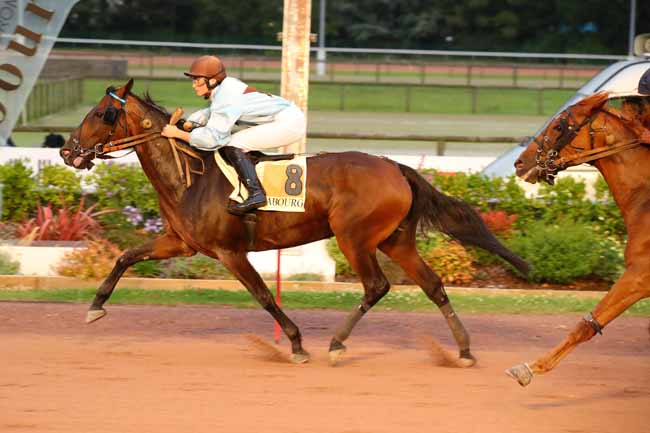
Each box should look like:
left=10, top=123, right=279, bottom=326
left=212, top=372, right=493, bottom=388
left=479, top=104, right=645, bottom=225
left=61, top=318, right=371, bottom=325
left=481, top=210, right=518, bottom=237
left=16, top=197, right=114, bottom=242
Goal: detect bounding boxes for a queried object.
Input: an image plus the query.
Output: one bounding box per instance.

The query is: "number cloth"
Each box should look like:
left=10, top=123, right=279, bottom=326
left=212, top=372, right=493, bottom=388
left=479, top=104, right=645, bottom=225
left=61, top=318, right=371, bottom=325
left=214, top=152, right=308, bottom=212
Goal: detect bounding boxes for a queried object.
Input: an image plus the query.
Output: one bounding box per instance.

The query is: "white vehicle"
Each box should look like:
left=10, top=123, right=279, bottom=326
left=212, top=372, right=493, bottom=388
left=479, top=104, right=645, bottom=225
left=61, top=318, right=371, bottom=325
left=482, top=34, right=650, bottom=177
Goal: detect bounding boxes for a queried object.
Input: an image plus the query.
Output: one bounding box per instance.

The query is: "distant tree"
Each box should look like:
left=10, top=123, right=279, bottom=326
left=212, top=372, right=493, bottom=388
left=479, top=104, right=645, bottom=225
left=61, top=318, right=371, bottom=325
left=61, top=0, right=650, bottom=54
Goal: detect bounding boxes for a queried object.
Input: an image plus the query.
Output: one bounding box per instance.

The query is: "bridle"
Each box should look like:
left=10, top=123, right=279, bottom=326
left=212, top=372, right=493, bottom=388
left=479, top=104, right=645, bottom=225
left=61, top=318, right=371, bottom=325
left=71, top=88, right=205, bottom=187
left=533, top=106, right=642, bottom=184
left=71, top=88, right=159, bottom=165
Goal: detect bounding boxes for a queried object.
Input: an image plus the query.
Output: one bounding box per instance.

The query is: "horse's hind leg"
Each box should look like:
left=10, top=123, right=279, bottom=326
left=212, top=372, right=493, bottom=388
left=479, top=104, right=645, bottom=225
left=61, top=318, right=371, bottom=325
left=328, top=239, right=391, bottom=365
left=507, top=265, right=650, bottom=387
left=378, top=226, right=476, bottom=367
left=87, top=233, right=196, bottom=323
left=217, top=250, right=309, bottom=364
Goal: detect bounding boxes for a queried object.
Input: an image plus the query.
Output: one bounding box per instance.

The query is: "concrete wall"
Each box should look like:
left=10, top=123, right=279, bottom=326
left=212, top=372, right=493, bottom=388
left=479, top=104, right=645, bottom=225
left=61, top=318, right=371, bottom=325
left=0, top=240, right=337, bottom=281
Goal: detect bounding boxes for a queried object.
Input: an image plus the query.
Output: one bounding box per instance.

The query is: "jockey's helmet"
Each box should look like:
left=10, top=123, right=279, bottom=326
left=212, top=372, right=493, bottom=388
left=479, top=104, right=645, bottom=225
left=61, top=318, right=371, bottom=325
left=184, top=55, right=227, bottom=84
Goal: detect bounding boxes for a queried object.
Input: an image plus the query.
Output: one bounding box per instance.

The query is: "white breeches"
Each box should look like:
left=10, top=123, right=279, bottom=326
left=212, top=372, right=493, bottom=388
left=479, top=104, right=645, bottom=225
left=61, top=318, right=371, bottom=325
left=228, top=104, right=306, bottom=152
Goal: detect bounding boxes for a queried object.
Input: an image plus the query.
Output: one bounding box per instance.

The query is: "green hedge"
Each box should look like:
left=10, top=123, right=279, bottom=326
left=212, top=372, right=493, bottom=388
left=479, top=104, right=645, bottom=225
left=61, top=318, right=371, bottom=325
left=0, top=161, right=627, bottom=284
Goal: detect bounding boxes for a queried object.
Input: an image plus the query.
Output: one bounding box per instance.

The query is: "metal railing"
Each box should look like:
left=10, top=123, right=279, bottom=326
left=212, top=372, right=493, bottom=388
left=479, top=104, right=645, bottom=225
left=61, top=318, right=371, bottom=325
left=13, top=125, right=524, bottom=156
left=51, top=37, right=620, bottom=89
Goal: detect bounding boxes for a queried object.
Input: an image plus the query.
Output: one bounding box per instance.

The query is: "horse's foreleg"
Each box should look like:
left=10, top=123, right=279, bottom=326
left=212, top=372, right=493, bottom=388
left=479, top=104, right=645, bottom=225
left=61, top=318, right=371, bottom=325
left=217, top=251, right=309, bottom=364
left=379, top=233, right=475, bottom=367
left=507, top=267, right=650, bottom=387
left=87, top=233, right=195, bottom=323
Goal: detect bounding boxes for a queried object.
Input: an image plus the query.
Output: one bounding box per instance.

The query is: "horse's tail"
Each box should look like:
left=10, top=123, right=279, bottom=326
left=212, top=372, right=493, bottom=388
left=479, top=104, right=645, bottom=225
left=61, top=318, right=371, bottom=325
left=398, top=163, right=530, bottom=275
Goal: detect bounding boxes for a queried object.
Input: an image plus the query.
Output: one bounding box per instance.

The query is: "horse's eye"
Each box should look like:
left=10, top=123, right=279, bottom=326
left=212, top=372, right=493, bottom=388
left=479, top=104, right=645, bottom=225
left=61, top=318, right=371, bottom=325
left=554, top=124, right=562, bottom=131
left=95, top=111, right=103, bottom=118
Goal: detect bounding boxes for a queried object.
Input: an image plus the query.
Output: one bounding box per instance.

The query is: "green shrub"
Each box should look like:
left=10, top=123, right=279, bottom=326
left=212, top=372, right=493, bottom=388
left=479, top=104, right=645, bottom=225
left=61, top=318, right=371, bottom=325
left=327, top=239, right=355, bottom=276
left=88, top=163, right=160, bottom=232
left=0, top=251, right=20, bottom=275
left=132, top=260, right=163, bottom=278
left=36, top=165, right=82, bottom=208
left=423, top=239, right=476, bottom=285
left=160, top=254, right=232, bottom=279
left=507, top=221, right=624, bottom=284
left=0, top=160, right=37, bottom=221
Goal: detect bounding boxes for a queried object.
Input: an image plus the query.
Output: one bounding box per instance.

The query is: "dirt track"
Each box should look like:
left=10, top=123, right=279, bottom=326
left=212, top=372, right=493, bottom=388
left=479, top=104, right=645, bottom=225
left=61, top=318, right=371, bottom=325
left=1, top=302, right=648, bottom=433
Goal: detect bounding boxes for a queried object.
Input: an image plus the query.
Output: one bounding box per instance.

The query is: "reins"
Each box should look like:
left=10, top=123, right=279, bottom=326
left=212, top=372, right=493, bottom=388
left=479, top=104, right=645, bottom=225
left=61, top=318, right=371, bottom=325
left=82, top=96, right=205, bottom=188
left=535, top=106, right=643, bottom=183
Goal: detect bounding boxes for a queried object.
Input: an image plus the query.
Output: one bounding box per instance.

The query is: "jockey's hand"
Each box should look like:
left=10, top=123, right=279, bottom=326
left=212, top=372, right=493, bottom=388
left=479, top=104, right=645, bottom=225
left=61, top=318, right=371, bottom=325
left=640, top=128, right=650, bottom=144
left=161, top=124, right=181, bottom=139
left=183, top=121, right=196, bottom=132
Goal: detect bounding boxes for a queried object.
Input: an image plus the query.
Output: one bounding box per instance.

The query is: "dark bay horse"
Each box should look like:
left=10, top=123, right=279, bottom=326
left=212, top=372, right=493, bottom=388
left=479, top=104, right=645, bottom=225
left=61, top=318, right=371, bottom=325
left=510, top=92, right=650, bottom=386
left=60, top=79, right=529, bottom=365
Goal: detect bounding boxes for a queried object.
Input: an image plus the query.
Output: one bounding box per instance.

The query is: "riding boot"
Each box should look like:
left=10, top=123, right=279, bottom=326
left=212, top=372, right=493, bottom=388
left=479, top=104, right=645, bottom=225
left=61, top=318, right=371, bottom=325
left=222, top=146, right=267, bottom=215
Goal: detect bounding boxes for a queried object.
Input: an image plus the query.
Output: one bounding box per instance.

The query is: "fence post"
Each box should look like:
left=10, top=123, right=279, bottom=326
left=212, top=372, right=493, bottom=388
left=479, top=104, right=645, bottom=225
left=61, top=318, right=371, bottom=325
left=375, top=63, right=380, bottom=82
left=405, top=85, right=412, bottom=112
left=436, top=141, right=446, bottom=156
left=559, top=65, right=565, bottom=88
left=420, top=63, right=426, bottom=84
left=471, top=87, right=478, bottom=114
left=466, top=64, right=473, bottom=86
left=512, top=65, right=518, bottom=87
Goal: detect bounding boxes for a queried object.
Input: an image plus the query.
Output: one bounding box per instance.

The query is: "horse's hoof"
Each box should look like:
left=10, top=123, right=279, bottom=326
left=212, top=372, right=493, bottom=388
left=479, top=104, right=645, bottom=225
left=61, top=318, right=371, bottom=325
left=289, top=351, right=310, bottom=364
left=457, top=353, right=477, bottom=368
left=505, top=363, right=534, bottom=387
left=86, top=309, right=107, bottom=324
left=328, top=347, right=347, bottom=366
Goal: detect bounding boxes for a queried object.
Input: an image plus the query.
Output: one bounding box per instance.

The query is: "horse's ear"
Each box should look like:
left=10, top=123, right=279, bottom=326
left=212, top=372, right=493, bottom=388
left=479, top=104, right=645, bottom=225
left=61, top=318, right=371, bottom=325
left=577, top=91, right=610, bottom=113
left=120, top=78, right=134, bottom=97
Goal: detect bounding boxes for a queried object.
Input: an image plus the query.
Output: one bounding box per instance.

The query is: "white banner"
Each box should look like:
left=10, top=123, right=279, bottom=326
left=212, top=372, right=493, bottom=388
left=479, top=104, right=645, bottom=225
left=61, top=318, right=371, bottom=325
left=0, top=0, right=79, bottom=146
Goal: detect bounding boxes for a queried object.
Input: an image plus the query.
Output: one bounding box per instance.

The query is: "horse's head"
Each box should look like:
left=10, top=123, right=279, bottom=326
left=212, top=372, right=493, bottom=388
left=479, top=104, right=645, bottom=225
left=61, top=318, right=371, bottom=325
left=514, top=92, right=611, bottom=184
left=60, top=79, right=135, bottom=170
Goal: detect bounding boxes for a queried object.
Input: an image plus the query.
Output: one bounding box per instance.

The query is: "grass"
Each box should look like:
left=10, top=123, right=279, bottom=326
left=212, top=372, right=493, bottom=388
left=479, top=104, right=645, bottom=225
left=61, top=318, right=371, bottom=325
left=1, top=288, right=648, bottom=316
left=82, top=79, right=575, bottom=116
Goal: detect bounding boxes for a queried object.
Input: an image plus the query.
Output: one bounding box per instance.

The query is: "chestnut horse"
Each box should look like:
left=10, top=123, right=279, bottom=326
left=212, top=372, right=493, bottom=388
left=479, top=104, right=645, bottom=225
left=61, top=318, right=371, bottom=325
left=510, top=92, right=650, bottom=386
left=60, top=79, right=529, bottom=366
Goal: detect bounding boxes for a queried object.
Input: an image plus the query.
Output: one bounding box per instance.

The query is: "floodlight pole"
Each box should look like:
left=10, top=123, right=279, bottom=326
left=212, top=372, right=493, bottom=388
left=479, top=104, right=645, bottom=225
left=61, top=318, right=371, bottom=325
left=275, top=0, right=312, bottom=343
left=628, top=0, right=637, bottom=57
left=316, top=0, right=326, bottom=76
left=280, top=0, right=312, bottom=155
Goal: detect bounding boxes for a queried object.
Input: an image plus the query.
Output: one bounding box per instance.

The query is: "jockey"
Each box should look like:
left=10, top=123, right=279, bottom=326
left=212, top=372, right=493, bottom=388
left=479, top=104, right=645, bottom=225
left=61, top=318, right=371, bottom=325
left=161, top=55, right=306, bottom=214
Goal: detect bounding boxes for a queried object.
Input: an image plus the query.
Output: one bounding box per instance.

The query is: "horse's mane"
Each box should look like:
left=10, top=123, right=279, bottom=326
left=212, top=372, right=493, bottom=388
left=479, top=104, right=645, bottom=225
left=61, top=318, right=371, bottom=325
left=132, top=91, right=215, bottom=158
left=578, top=92, right=649, bottom=137
left=132, top=91, right=170, bottom=119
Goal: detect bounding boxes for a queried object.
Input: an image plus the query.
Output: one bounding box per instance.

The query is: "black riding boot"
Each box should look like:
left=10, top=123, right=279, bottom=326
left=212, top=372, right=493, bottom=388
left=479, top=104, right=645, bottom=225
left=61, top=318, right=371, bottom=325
left=221, top=146, right=267, bottom=215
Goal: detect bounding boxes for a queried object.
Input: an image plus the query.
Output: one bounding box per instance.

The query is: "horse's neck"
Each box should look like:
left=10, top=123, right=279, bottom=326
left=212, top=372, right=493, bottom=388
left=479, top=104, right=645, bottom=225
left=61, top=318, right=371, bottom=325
left=594, top=146, right=650, bottom=222
left=133, top=117, right=188, bottom=203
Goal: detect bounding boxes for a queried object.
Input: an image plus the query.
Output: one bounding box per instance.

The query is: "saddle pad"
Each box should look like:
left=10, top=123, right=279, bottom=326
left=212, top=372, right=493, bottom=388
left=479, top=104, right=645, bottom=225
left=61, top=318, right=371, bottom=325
left=214, top=151, right=307, bottom=212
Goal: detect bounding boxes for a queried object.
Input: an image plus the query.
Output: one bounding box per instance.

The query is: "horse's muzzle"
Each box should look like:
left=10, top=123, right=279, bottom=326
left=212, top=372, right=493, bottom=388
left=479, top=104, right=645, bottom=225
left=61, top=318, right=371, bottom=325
left=59, top=147, right=94, bottom=170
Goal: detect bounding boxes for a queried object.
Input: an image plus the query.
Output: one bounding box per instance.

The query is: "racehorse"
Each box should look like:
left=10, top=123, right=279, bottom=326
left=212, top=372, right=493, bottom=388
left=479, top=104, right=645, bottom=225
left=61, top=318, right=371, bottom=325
left=60, top=79, right=529, bottom=366
left=509, top=92, right=650, bottom=386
